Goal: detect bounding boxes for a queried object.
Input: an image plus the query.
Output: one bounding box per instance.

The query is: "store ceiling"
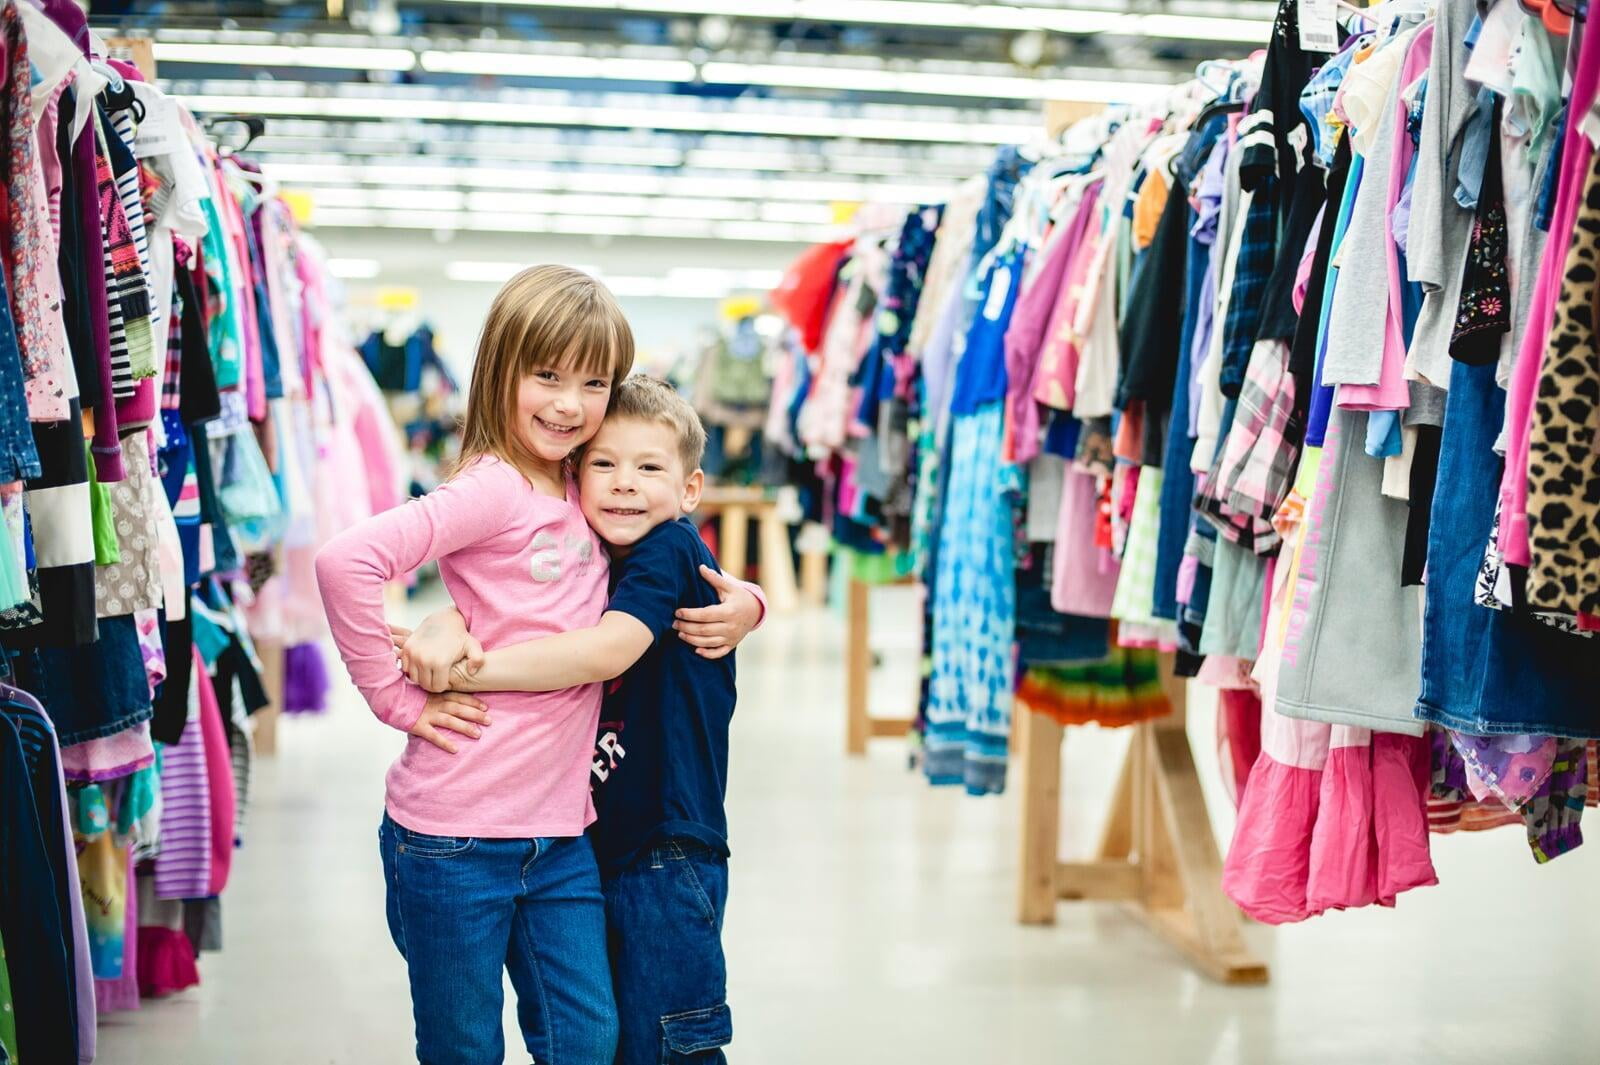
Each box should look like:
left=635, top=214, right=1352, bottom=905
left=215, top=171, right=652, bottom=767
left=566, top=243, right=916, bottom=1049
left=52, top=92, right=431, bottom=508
left=91, top=0, right=1270, bottom=253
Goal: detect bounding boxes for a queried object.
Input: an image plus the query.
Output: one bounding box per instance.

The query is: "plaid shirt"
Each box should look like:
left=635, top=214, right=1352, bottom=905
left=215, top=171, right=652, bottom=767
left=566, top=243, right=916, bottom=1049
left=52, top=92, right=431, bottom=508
left=1218, top=177, right=1279, bottom=399
left=161, top=279, right=184, bottom=411
left=1216, top=338, right=1300, bottom=524
left=1195, top=338, right=1297, bottom=555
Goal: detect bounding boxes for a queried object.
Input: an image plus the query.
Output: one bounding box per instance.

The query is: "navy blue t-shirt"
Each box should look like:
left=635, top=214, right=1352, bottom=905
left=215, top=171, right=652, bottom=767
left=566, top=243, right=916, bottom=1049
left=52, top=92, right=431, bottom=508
left=590, top=517, right=737, bottom=874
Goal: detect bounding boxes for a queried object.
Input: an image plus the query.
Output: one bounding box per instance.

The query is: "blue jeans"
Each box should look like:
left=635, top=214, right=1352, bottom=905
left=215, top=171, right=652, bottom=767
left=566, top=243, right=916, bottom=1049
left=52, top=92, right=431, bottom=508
left=604, top=840, right=732, bottom=1065
left=378, top=815, right=617, bottom=1065
left=1415, top=358, right=1600, bottom=736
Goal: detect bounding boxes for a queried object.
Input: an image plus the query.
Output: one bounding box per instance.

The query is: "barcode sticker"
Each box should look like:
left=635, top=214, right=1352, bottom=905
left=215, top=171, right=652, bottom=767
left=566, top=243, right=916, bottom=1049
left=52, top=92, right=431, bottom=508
left=1299, top=0, right=1340, bottom=53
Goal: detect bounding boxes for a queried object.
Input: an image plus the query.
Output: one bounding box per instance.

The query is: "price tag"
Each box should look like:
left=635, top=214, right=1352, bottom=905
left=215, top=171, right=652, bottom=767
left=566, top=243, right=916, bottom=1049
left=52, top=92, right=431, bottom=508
left=133, top=91, right=185, bottom=158
left=982, top=265, right=1013, bottom=321
left=1298, top=0, right=1340, bottom=53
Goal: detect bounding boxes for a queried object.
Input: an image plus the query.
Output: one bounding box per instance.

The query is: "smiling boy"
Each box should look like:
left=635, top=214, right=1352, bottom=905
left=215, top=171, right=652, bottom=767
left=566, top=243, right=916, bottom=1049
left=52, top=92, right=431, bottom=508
left=443, top=375, right=739, bottom=1064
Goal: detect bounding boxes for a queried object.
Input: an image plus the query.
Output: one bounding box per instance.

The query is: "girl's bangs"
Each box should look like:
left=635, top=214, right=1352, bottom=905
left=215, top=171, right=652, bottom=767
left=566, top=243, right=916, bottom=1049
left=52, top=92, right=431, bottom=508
left=531, top=315, right=624, bottom=382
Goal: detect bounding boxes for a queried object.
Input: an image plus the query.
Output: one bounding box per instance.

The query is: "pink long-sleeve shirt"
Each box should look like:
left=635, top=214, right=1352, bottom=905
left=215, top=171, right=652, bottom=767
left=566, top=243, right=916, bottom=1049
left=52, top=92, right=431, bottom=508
left=315, top=456, right=609, bottom=838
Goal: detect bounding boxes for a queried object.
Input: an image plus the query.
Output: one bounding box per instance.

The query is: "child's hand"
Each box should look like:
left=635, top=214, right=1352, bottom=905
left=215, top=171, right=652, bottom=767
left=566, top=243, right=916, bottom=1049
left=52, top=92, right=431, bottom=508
left=673, top=566, right=762, bottom=660
left=448, top=657, right=484, bottom=692
left=394, top=608, right=484, bottom=693
left=408, top=691, right=491, bottom=755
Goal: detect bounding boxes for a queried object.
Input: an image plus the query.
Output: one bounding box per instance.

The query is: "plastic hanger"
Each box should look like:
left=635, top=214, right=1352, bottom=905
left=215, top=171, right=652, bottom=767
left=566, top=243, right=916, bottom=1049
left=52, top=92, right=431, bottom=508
left=1193, top=59, right=1238, bottom=100
left=1525, top=0, right=1575, bottom=35
left=203, top=113, right=266, bottom=155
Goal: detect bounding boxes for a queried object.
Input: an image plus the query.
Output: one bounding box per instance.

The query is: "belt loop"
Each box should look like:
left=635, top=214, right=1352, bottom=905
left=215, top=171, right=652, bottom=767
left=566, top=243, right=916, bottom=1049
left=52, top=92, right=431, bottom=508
left=648, top=846, right=665, bottom=870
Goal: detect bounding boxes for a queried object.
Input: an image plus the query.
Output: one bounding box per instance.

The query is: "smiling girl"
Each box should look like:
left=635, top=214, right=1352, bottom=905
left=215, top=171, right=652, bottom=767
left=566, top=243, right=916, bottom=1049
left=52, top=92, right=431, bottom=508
left=313, top=266, right=759, bottom=1065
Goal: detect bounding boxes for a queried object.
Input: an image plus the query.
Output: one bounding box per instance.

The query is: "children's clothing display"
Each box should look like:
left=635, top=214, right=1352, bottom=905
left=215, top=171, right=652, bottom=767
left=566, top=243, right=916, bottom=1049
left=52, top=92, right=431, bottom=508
left=768, top=0, right=1600, bottom=916
left=0, top=13, right=403, bottom=1057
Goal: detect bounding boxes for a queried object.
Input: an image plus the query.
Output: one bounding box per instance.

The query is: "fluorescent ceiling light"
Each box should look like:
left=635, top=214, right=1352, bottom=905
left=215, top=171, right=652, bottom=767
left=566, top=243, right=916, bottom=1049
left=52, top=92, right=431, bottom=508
left=249, top=130, right=980, bottom=180
left=153, top=41, right=417, bottom=71
left=422, top=0, right=1274, bottom=42
left=698, top=61, right=1167, bottom=104
left=444, top=260, right=603, bottom=283
left=182, top=92, right=1036, bottom=144
left=326, top=257, right=383, bottom=279
left=259, top=160, right=946, bottom=207
left=256, top=131, right=691, bottom=170
left=155, top=32, right=1178, bottom=104
left=443, top=263, right=785, bottom=298
left=311, top=207, right=819, bottom=243
left=291, top=184, right=840, bottom=224
left=420, top=50, right=696, bottom=82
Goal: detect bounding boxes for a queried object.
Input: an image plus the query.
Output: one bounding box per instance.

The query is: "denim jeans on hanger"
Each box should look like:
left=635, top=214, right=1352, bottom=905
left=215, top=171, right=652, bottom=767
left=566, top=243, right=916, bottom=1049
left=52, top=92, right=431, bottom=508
left=1415, top=358, right=1600, bottom=737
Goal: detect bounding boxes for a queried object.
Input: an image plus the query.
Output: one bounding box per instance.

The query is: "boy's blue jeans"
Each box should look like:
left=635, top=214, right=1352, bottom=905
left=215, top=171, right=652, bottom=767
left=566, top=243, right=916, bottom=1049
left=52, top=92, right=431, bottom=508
left=604, top=839, right=733, bottom=1064
left=378, top=814, right=618, bottom=1065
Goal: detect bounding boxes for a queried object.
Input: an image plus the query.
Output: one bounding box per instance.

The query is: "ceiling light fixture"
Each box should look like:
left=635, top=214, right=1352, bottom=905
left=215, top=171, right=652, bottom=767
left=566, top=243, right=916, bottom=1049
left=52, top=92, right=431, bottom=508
left=419, top=50, right=697, bottom=82
left=420, top=0, right=1274, bottom=43
left=697, top=60, right=1168, bottom=103
left=153, top=41, right=418, bottom=71
left=325, top=257, right=384, bottom=279
left=311, top=206, right=820, bottom=243
left=259, top=160, right=946, bottom=207
left=181, top=91, right=1038, bottom=145
left=159, top=36, right=1176, bottom=105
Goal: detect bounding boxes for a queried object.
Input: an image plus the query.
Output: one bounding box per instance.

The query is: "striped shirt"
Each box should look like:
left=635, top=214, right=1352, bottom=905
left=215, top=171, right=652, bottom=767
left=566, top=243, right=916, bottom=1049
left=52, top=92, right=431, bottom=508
left=152, top=667, right=212, bottom=901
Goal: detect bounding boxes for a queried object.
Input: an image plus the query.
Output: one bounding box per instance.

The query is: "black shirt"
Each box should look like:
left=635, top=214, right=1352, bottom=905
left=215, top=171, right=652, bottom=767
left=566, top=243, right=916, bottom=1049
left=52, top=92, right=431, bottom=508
left=589, top=518, right=737, bottom=874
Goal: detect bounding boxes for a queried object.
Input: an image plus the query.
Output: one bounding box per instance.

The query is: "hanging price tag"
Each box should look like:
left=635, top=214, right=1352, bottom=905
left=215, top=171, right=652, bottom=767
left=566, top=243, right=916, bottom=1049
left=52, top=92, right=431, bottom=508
left=133, top=93, right=186, bottom=159
left=1298, top=0, right=1340, bottom=52
left=982, top=265, right=1013, bottom=321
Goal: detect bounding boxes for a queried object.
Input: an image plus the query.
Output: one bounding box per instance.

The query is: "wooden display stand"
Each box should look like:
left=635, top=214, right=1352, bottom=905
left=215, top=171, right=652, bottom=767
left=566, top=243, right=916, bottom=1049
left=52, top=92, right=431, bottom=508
left=102, top=36, right=156, bottom=81
left=698, top=485, right=798, bottom=612
left=254, top=637, right=282, bottom=757
left=1015, top=657, right=1268, bottom=984
left=844, top=578, right=915, bottom=755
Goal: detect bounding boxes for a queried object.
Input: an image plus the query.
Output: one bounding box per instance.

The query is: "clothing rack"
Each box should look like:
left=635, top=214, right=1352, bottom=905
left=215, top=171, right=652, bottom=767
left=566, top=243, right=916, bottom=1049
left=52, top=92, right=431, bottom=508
left=98, top=37, right=299, bottom=755
left=1015, top=656, right=1268, bottom=984
left=843, top=578, right=915, bottom=755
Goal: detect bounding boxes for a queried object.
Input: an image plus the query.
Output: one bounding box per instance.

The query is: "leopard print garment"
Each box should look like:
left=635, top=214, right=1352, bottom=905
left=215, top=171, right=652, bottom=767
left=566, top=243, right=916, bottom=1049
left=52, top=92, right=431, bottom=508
left=1526, top=149, right=1600, bottom=617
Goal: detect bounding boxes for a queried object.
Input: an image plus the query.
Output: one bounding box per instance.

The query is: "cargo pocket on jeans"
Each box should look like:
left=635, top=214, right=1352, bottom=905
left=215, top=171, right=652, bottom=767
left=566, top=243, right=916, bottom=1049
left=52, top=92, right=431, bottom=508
left=660, top=1003, right=732, bottom=1063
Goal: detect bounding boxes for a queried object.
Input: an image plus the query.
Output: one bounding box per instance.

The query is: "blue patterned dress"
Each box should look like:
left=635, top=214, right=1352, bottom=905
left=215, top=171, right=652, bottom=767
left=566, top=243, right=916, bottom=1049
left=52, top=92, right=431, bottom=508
left=924, top=250, right=1024, bottom=795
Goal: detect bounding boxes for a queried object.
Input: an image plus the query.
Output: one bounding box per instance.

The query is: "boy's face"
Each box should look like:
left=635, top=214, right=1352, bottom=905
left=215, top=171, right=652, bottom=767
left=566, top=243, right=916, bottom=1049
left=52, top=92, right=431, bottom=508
left=578, top=416, right=703, bottom=549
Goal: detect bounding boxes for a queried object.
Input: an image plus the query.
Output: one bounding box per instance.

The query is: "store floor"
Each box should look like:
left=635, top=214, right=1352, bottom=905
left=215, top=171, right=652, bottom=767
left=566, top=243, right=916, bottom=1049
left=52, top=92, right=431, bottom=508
left=98, top=586, right=1600, bottom=1064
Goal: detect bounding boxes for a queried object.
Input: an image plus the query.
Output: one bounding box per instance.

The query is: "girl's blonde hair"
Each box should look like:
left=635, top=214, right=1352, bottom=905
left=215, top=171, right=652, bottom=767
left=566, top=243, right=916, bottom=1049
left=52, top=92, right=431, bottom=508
left=456, top=265, right=635, bottom=475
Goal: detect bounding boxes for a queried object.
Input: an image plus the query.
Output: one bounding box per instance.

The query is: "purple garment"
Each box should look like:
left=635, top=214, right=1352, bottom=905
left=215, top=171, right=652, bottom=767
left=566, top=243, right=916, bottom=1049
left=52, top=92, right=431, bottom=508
left=1526, top=739, right=1588, bottom=862
left=1003, top=229, right=1075, bottom=460
left=1187, top=135, right=1232, bottom=436
left=1451, top=730, right=1559, bottom=811
left=283, top=641, right=331, bottom=714
left=153, top=685, right=211, bottom=900
left=1007, top=182, right=1101, bottom=464
left=1392, top=162, right=1417, bottom=257
left=922, top=282, right=971, bottom=437
left=43, top=0, right=122, bottom=481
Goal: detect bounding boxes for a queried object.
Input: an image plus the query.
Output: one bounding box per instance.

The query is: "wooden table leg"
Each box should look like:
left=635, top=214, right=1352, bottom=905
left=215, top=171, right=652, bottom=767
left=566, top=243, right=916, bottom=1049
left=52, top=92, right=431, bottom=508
left=756, top=508, right=798, bottom=612
left=1016, top=703, right=1065, bottom=924
left=845, top=579, right=870, bottom=756
left=799, top=549, right=828, bottom=607
left=255, top=637, right=283, bottom=757
left=721, top=504, right=749, bottom=581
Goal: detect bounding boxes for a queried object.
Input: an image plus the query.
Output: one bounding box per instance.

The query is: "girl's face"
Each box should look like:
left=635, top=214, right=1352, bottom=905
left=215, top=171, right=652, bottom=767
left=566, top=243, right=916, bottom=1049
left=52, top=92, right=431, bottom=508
left=514, top=365, right=612, bottom=464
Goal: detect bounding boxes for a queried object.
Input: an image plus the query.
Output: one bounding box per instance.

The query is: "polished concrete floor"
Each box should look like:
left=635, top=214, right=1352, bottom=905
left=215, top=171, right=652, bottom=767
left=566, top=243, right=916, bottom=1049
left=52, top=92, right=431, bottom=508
left=97, top=586, right=1600, bottom=1064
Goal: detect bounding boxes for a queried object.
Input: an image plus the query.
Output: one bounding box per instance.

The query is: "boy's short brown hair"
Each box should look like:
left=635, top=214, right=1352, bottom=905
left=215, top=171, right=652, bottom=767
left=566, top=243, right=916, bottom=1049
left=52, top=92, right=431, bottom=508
left=606, top=376, right=706, bottom=474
